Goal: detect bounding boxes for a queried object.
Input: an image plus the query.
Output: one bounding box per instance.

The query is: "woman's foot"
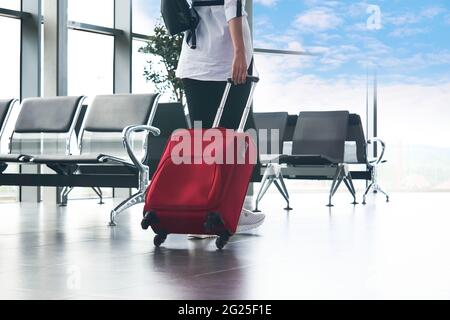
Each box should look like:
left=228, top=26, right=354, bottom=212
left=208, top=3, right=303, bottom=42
left=188, top=209, right=265, bottom=239
left=188, top=234, right=217, bottom=239
left=236, top=208, right=266, bottom=233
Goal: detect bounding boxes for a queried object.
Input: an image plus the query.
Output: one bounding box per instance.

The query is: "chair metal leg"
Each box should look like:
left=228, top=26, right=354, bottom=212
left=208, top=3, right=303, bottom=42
left=59, top=186, right=74, bottom=207
left=109, top=192, right=146, bottom=227
left=91, top=187, right=104, bottom=205
left=344, top=172, right=358, bottom=205
left=363, top=163, right=389, bottom=204
left=278, top=174, right=293, bottom=211
left=327, top=165, right=344, bottom=207
left=273, top=180, right=291, bottom=211
left=254, top=175, right=275, bottom=213
left=362, top=182, right=374, bottom=205
left=254, top=166, right=275, bottom=212
left=374, top=184, right=390, bottom=202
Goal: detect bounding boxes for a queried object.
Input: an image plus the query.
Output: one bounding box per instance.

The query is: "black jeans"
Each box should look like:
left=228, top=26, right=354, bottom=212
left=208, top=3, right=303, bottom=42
left=182, top=78, right=257, bottom=131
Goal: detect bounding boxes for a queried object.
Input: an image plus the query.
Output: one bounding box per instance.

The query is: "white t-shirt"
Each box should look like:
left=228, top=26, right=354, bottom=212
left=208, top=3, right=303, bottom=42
left=176, top=0, right=254, bottom=81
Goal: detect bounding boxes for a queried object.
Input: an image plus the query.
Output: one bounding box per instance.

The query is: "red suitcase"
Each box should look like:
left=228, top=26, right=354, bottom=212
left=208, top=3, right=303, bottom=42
left=141, top=77, right=259, bottom=250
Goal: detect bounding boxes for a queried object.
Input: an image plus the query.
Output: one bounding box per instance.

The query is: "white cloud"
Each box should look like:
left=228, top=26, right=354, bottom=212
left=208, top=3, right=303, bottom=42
left=294, top=7, right=342, bottom=32
left=254, top=15, right=273, bottom=30
left=389, top=27, right=429, bottom=38
left=286, top=41, right=305, bottom=52
left=253, top=0, right=278, bottom=7
left=385, top=6, right=446, bottom=26
left=421, top=6, right=445, bottom=19
left=385, top=12, right=421, bottom=26
left=314, top=45, right=361, bottom=70
left=303, top=0, right=340, bottom=8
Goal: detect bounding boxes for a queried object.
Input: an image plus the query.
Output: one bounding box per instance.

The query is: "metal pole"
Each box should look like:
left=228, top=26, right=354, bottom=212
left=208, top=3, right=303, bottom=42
left=373, top=70, right=378, bottom=157
left=20, top=0, right=42, bottom=203
left=114, top=0, right=132, bottom=94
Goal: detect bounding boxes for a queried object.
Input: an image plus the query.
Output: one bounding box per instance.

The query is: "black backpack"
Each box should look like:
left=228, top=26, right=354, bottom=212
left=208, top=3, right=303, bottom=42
left=161, top=0, right=224, bottom=49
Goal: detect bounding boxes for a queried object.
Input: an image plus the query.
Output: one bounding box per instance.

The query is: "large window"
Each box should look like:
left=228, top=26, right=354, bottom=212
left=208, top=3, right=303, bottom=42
left=0, top=0, right=20, bottom=11
left=132, top=0, right=160, bottom=35
left=132, top=39, right=156, bottom=94
left=68, top=0, right=114, bottom=28
left=67, top=0, right=115, bottom=98
left=3, top=0, right=449, bottom=203
left=132, top=1, right=176, bottom=101
left=132, top=39, right=175, bottom=102
left=254, top=0, right=450, bottom=192
left=0, top=5, right=21, bottom=202
left=67, top=1, right=116, bottom=200
left=0, top=17, right=20, bottom=99
left=67, top=30, right=114, bottom=97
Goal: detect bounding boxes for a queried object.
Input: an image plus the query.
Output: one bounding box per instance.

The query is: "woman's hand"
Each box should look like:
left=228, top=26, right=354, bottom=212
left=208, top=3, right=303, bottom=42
left=232, top=50, right=248, bottom=85
left=228, top=17, right=247, bottom=85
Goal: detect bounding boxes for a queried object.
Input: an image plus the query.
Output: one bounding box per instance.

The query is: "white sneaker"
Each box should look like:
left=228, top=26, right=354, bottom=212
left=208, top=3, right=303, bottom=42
left=236, top=208, right=266, bottom=233
left=188, top=234, right=217, bottom=240
left=188, top=209, right=265, bottom=239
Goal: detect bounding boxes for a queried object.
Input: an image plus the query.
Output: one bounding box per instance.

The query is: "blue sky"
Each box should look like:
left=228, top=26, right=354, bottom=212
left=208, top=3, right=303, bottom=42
left=253, top=0, right=450, bottom=83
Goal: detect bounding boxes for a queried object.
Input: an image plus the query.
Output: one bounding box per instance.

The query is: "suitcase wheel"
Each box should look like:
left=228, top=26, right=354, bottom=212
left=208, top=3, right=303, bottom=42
left=141, top=212, right=158, bottom=230
left=154, top=234, right=167, bottom=248
left=216, top=233, right=230, bottom=251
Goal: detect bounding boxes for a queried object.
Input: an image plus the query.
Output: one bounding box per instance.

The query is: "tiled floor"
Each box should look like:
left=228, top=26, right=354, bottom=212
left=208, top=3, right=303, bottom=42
left=1, top=190, right=450, bottom=300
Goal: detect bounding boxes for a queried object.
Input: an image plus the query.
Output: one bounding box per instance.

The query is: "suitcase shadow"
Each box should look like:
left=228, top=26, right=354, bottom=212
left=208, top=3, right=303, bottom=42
left=151, top=243, right=244, bottom=275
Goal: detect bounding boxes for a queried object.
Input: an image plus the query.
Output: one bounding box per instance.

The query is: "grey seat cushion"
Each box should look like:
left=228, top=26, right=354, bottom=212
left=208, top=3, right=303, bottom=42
left=346, top=114, right=367, bottom=164
left=254, top=112, right=289, bottom=155
left=292, top=111, right=350, bottom=164
left=83, top=94, right=159, bottom=132
left=0, top=99, right=15, bottom=131
left=144, top=102, right=189, bottom=166
left=14, top=96, right=84, bottom=133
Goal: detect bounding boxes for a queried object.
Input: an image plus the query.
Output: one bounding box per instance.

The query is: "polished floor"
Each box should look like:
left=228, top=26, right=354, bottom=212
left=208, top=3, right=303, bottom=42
left=1, top=189, right=450, bottom=300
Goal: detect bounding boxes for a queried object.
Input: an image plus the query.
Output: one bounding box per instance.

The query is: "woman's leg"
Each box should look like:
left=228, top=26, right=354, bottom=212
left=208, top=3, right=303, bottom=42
left=182, top=78, right=226, bottom=128
left=182, top=77, right=257, bottom=131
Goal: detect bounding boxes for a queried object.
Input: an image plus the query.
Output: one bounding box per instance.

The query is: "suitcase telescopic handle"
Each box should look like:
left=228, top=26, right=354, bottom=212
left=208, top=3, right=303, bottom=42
left=213, top=76, right=260, bottom=132
left=227, top=76, right=260, bottom=84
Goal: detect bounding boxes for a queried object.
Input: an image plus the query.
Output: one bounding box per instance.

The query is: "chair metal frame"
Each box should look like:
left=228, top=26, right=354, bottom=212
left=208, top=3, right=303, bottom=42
left=362, top=138, right=389, bottom=204
left=0, top=99, right=18, bottom=144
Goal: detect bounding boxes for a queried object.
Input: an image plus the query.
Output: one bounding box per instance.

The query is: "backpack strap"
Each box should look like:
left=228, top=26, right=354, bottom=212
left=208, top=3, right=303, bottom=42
left=186, top=28, right=197, bottom=49
left=188, top=0, right=225, bottom=49
left=192, top=1, right=224, bottom=6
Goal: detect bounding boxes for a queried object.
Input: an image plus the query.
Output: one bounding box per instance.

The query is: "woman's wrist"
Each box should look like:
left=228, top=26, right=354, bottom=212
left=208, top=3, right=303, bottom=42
left=234, top=47, right=245, bottom=56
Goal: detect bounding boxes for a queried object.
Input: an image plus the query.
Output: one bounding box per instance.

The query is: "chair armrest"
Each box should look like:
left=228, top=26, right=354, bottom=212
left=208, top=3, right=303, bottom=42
left=367, top=137, right=386, bottom=166
left=122, top=125, right=161, bottom=172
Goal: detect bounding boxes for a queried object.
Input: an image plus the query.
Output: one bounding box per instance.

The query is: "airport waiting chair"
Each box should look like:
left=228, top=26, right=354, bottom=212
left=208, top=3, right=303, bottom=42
left=254, top=111, right=357, bottom=211
left=284, top=114, right=299, bottom=144
left=254, top=112, right=289, bottom=157
left=253, top=112, right=290, bottom=211
left=30, top=94, right=161, bottom=225
left=0, top=96, right=86, bottom=172
left=345, top=114, right=389, bottom=204
left=0, top=99, right=18, bottom=159
left=144, top=102, right=190, bottom=178
left=0, top=99, right=17, bottom=137
left=0, top=94, right=161, bottom=226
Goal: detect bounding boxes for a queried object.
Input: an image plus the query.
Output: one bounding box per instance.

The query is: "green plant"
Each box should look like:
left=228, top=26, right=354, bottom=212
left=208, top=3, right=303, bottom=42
left=139, top=23, right=184, bottom=102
